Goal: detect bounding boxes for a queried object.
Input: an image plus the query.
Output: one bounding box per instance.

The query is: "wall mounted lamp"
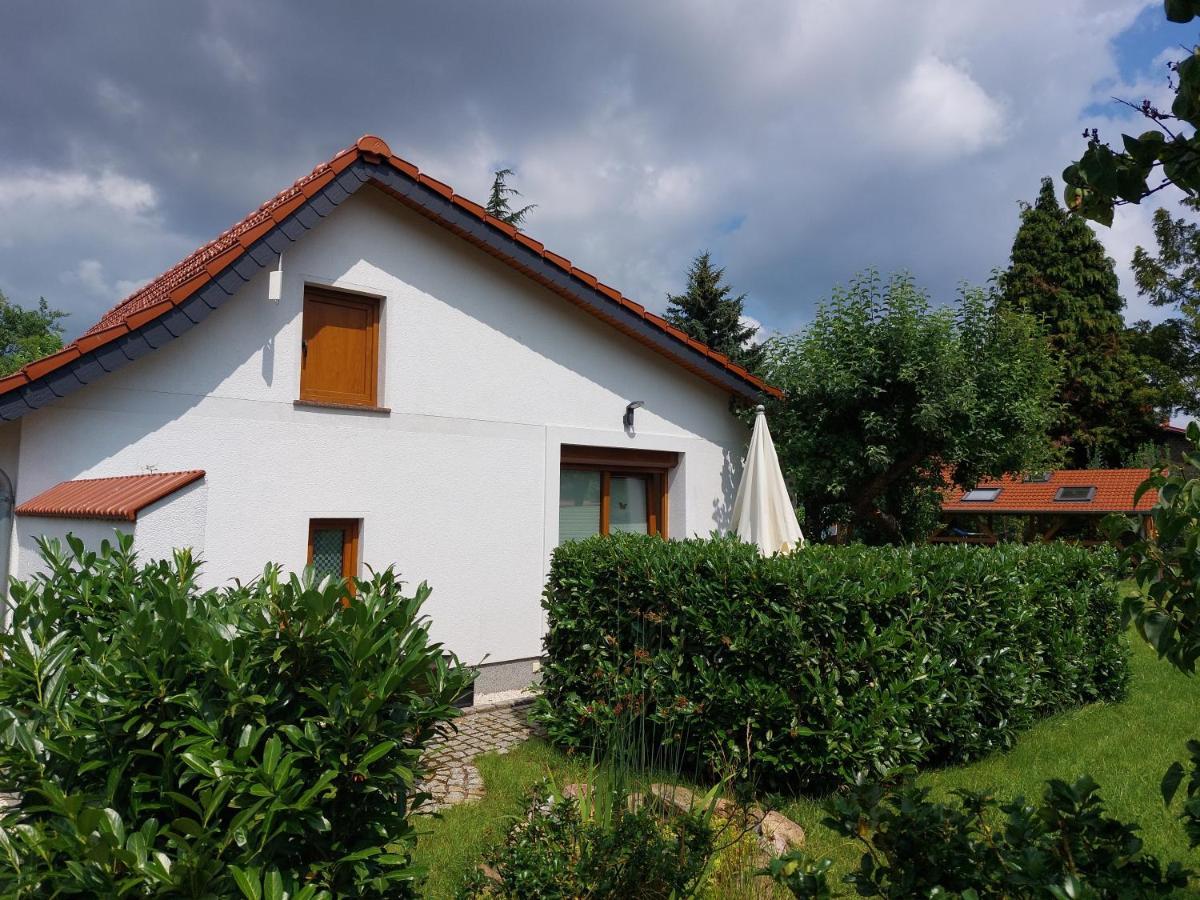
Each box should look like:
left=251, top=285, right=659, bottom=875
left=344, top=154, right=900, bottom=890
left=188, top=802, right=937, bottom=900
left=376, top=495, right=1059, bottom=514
left=623, top=400, right=645, bottom=430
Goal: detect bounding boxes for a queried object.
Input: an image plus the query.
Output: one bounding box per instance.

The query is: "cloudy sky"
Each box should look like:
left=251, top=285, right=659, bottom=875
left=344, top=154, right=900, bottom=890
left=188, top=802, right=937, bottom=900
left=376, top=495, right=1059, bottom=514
left=0, top=1, right=1192, bottom=341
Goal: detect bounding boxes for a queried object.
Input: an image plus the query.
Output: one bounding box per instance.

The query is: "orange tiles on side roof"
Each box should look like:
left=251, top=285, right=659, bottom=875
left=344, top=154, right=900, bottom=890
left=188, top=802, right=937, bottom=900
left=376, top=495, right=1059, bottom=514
left=15, top=470, right=205, bottom=522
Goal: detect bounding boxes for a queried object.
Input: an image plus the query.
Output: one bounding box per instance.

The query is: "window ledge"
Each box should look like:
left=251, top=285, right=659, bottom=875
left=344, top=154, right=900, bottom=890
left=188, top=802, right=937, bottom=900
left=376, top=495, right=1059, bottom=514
left=294, top=399, right=391, bottom=415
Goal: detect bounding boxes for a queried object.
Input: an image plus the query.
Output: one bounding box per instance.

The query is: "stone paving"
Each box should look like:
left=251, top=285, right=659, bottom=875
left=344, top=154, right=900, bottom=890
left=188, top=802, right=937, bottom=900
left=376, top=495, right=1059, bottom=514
left=417, top=698, right=542, bottom=811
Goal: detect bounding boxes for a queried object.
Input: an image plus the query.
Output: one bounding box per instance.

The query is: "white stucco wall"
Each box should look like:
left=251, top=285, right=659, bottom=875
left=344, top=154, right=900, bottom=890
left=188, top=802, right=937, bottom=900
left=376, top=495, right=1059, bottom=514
left=135, top=480, right=208, bottom=565
left=8, top=187, right=748, bottom=665
left=15, top=516, right=130, bottom=579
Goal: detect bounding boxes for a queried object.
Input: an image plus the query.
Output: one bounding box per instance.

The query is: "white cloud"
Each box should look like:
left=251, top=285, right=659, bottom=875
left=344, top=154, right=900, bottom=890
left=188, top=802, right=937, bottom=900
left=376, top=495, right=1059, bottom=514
left=60, top=259, right=148, bottom=302
left=95, top=79, right=142, bottom=118
left=884, top=57, right=1007, bottom=160
left=741, top=314, right=769, bottom=345
left=198, top=34, right=260, bottom=85
left=0, top=168, right=156, bottom=216
left=408, top=0, right=1160, bottom=330
left=63, top=259, right=108, bottom=296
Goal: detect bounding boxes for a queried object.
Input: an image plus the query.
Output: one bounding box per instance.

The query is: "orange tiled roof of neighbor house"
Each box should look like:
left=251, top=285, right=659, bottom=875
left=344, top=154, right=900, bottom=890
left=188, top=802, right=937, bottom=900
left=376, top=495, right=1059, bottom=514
left=15, top=470, right=205, bottom=521
left=0, top=135, right=781, bottom=405
left=941, top=468, right=1158, bottom=515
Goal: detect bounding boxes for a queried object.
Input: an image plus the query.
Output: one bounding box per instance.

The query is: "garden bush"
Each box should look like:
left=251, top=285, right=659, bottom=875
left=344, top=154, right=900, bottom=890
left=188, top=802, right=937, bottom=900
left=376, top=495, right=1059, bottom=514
left=458, top=781, right=714, bottom=899
left=769, top=776, right=1191, bottom=898
left=535, top=535, right=1128, bottom=791
left=0, top=534, right=471, bottom=898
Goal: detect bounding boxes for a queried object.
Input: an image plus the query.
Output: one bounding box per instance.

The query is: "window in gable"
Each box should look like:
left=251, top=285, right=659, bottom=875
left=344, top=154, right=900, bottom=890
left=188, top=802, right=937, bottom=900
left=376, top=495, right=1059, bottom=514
left=300, top=287, right=381, bottom=407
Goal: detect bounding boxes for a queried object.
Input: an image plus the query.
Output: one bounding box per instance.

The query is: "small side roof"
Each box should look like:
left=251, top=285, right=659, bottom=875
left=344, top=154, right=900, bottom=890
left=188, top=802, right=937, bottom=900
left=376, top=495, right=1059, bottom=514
left=15, top=470, right=205, bottom=522
left=941, top=468, right=1158, bottom=515
left=0, top=135, right=780, bottom=421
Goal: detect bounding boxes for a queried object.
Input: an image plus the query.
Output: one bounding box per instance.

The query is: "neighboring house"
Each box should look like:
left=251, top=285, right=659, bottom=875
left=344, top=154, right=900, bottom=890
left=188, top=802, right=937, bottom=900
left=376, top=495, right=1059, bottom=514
left=0, top=135, right=778, bottom=697
left=1162, top=423, right=1195, bottom=471
left=936, top=468, right=1158, bottom=545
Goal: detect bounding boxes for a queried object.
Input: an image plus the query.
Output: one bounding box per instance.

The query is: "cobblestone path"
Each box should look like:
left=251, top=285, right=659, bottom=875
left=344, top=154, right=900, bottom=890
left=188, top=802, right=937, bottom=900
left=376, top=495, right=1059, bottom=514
left=417, top=699, right=542, bottom=811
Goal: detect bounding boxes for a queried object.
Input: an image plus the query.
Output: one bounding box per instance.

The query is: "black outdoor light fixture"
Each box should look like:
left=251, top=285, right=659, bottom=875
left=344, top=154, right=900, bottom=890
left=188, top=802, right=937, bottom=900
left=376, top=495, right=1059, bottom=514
left=624, top=400, right=645, bottom=430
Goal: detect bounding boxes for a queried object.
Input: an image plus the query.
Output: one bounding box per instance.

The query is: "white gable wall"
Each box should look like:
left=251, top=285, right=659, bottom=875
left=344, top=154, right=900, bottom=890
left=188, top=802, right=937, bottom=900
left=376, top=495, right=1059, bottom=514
left=8, top=187, right=748, bottom=668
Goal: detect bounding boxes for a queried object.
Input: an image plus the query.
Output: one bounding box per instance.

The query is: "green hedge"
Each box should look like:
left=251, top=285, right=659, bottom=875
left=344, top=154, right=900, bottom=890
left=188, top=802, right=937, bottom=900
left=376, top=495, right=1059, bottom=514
left=534, top=535, right=1128, bottom=791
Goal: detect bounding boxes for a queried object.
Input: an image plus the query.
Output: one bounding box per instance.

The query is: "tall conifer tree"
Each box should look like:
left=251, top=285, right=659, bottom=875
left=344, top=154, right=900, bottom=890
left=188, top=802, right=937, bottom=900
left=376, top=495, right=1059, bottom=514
left=666, top=251, right=761, bottom=370
left=1000, top=177, right=1162, bottom=467
left=485, top=168, right=535, bottom=229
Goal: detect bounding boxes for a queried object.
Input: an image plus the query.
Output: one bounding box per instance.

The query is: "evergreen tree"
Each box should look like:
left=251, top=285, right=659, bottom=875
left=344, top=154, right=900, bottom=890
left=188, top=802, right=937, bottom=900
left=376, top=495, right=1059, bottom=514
left=999, top=177, right=1164, bottom=467
left=485, top=168, right=535, bottom=229
left=665, top=251, right=761, bottom=370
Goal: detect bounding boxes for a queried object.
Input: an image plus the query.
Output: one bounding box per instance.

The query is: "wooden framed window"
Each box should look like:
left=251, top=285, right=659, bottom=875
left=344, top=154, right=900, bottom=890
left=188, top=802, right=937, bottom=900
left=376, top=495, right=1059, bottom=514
left=558, top=445, right=676, bottom=544
left=300, top=287, right=381, bottom=407
left=307, top=519, right=360, bottom=595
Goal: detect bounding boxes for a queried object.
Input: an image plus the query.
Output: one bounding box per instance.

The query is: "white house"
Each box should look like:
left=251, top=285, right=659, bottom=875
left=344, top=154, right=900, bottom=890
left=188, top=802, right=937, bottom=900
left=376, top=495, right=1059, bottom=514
left=0, top=135, right=779, bottom=698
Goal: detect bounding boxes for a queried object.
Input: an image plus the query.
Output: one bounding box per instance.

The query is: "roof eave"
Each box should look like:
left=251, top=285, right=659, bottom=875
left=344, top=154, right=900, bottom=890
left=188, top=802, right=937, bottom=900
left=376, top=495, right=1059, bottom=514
left=0, top=138, right=779, bottom=421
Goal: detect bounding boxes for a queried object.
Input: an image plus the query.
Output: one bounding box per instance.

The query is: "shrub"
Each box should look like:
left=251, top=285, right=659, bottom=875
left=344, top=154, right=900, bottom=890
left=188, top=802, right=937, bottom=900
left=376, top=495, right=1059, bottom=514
left=536, top=535, right=1127, bottom=791
left=768, top=776, right=1190, bottom=898
left=0, top=534, right=472, bottom=898
left=1110, top=425, right=1200, bottom=851
left=458, top=782, right=714, bottom=899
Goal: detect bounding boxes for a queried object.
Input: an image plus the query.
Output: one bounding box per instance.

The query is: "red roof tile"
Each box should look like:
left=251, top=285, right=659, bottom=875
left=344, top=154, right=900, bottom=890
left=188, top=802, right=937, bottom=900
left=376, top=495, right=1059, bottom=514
left=15, top=470, right=205, bottom=522
left=942, top=469, right=1157, bottom=515
left=0, top=135, right=779, bottom=409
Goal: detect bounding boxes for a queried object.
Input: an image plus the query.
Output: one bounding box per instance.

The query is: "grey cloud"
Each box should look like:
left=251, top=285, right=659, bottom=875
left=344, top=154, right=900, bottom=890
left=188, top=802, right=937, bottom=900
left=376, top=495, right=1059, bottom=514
left=0, top=0, right=1167, bottom=340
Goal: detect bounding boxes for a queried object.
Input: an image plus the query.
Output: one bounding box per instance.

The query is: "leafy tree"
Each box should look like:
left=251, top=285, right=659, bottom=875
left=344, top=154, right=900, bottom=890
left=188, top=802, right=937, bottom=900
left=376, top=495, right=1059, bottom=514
left=1000, top=177, right=1165, bottom=466
left=485, top=168, right=535, bottom=229
left=761, top=271, right=1059, bottom=543
left=1130, top=196, right=1200, bottom=416
left=0, top=290, right=66, bottom=376
left=1063, top=2, right=1200, bottom=223
left=665, top=251, right=762, bottom=370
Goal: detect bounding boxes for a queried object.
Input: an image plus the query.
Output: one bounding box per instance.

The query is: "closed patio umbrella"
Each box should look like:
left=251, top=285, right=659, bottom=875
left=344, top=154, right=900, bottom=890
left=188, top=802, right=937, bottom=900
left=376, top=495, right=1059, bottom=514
left=732, top=405, right=804, bottom=555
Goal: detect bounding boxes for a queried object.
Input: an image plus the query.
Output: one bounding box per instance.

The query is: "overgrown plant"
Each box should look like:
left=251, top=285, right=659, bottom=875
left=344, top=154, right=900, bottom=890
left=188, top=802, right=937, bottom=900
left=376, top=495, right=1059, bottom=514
left=536, top=534, right=1128, bottom=792
left=0, top=534, right=472, bottom=898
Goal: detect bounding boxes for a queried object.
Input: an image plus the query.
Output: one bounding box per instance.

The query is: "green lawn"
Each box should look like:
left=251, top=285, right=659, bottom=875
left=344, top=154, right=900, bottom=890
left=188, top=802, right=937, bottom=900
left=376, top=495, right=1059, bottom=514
left=414, top=634, right=1200, bottom=897
left=781, top=633, right=1200, bottom=879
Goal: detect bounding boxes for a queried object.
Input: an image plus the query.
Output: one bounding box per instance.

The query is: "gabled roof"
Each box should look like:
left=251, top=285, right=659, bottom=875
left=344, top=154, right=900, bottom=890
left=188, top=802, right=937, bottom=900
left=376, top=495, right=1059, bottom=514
left=0, top=135, right=779, bottom=421
left=941, top=468, right=1157, bottom=515
left=15, top=470, right=205, bottom=521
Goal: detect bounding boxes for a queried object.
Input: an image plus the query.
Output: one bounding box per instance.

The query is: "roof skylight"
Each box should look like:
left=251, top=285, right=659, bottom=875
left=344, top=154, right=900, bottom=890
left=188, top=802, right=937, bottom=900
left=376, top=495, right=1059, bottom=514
left=962, top=488, right=1002, bottom=502
left=1054, top=486, right=1096, bottom=502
